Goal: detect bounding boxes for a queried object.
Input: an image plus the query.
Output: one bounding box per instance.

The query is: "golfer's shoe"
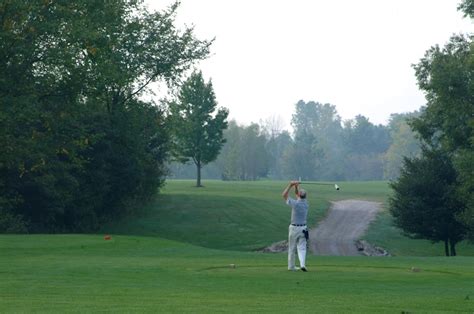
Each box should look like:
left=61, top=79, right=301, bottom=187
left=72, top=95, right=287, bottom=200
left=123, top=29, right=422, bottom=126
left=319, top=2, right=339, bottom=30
left=301, top=267, right=307, bottom=272
left=288, top=267, right=298, bottom=271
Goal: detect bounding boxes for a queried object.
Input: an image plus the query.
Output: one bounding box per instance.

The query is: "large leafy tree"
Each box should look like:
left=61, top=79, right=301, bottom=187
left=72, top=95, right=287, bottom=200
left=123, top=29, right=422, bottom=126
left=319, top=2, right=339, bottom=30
left=169, top=71, right=228, bottom=187
left=0, top=1, right=210, bottom=232
left=411, top=35, right=472, bottom=151
left=458, top=0, right=474, bottom=17
left=389, top=149, right=466, bottom=256
left=390, top=2, right=473, bottom=244
left=456, top=0, right=474, bottom=241
left=411, top=32, right=473, bottom=239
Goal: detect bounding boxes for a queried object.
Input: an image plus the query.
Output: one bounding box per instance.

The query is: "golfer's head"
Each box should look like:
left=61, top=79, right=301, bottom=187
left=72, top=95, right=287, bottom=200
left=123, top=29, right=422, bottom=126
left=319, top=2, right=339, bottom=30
left=298, top=189, right=307, bottom=199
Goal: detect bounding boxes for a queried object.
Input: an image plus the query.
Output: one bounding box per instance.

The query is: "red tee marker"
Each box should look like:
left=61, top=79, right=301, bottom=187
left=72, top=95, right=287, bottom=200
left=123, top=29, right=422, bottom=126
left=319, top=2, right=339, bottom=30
left=104, top=234, right=111, bottom=240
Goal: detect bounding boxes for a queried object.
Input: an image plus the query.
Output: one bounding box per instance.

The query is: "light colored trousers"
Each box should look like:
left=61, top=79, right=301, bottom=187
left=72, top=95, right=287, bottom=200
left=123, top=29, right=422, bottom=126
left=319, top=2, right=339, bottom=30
left=288, top=225, right=307, bottom=270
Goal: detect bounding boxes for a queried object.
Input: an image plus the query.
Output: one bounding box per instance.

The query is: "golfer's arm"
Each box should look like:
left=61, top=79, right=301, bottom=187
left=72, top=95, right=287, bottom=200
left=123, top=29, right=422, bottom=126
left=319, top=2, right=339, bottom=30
left=282, top=183, right=293, bottom=200
left=294, top=184, right=299, bottom=196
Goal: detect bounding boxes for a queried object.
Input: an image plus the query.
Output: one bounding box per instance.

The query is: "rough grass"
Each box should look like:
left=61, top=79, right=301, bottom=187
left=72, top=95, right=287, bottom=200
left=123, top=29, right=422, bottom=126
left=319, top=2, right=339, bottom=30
left=1, top=234, right=473, bottom=313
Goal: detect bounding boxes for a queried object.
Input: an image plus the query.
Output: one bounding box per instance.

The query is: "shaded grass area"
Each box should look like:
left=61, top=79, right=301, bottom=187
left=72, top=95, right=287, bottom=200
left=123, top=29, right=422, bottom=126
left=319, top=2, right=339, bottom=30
left=364, top=210, right=474, bottom=256
left=102, top=180, right=391, bottom=251
left=1, top=235, right=473, bottom=313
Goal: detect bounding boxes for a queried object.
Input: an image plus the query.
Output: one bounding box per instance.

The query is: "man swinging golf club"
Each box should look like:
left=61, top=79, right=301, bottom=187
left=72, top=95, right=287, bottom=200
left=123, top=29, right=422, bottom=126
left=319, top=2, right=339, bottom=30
left=282, top=181, right=309, bottom=272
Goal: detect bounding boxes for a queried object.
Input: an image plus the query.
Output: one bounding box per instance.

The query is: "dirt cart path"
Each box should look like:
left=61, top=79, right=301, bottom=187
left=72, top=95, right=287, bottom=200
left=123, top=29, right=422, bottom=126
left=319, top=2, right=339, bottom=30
left=309, top=200, right=381, bottom=256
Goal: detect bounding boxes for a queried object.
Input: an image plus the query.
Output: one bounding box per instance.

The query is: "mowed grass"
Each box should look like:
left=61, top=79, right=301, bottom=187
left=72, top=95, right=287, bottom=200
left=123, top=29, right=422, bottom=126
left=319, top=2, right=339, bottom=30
left=103, top=180, right=391, bottom=251
left=364, top=210, right=474, bottom=257
left=3, top=181, right=474, bottom=312
left=104, top=180, right=474, bottom=256
left=1, top=234, right=473, bottom=313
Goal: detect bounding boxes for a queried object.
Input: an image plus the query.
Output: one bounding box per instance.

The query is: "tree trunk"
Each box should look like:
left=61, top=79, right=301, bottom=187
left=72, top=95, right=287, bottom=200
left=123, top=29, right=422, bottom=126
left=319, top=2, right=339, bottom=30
left=196, top=159, right=202, bottom=187
left=444, top=240, right=450, bottom=256
left=449, top=239, right=457, bottom=256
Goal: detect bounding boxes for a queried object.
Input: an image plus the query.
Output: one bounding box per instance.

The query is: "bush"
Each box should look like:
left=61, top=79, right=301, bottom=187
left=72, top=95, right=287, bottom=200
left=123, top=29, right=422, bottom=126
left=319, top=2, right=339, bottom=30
left=0, top=210, right=28, bottom=234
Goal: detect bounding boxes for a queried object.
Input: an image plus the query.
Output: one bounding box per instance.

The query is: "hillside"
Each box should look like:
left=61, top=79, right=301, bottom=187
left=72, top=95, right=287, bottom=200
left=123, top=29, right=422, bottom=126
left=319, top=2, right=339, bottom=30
left=102, top=180, right=474, bottom=256
left=102, top=180, right=390, bottom=251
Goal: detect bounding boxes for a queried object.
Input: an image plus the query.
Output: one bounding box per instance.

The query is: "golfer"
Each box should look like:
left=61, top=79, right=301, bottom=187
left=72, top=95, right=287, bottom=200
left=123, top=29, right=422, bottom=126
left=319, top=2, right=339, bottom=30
left=282, top=181, right=309, bottom=272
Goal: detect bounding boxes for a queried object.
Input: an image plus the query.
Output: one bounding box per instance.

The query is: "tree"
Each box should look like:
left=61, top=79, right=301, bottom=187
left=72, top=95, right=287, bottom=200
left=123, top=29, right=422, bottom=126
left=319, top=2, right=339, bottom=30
left=260, top=114, right=286, bottom=139
left=343, top=115, right=391, bottom=155
left=286, top=101, right=319, bottom=180
left=342, top=115, right=391, bottom=180
left=383, top=112, right=421, bottom=179
left=288, top=100, right=344, bottom=180
left=0, top=1, right=210, bottom=232
left=265, top=130, right=293, bottom=179
left=238, top=123, right=269, bottom=180
left=458, top=0, right=474, bottom=17
left=169, top=71, right=228, bottom=187
left=389, top=149, right=466, bottom=256
left=217, top=121, right=242, bottom=180
left=411, top=32, right=473, bottom=240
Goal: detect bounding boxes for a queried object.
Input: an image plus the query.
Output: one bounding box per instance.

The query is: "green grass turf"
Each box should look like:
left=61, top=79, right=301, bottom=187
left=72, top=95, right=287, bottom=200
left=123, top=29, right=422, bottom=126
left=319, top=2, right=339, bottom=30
left=102, top=180, right=391, bottom=251
left=103, top=180, right=474, bottom=256
left=1, top=234, right=473, bottom=313
left=364, top=209, right=474, bottom=257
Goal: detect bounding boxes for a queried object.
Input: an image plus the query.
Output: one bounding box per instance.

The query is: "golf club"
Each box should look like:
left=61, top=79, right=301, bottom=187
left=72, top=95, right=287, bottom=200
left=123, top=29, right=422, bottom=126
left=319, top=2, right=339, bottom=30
left=297, top=179, right=340, bottom=191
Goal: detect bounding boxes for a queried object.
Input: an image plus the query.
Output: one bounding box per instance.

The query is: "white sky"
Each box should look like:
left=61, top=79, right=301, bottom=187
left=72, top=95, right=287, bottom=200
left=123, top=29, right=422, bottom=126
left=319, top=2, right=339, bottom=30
left=147, top=0, right=472, bottom=128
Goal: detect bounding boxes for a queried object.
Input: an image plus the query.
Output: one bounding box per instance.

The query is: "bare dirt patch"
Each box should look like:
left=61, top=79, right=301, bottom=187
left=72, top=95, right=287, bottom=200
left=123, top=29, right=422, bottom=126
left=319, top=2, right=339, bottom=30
left=309, top=200, right=381, bottom=256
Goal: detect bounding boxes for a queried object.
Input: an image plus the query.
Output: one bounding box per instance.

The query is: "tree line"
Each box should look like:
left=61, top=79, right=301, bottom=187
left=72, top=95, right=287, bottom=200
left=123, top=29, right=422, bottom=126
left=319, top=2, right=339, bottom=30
left=0, top=1, right=213, bottom=233
left=1, top=0, right=472, bottom=253
left=168, top=104, right=421, bottom=182
left=389, top=0, right=473, bottom=255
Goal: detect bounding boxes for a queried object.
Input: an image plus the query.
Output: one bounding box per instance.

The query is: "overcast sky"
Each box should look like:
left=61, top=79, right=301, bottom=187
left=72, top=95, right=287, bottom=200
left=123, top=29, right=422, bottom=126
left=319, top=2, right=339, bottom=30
left=147, top=0, right=472, bottom=128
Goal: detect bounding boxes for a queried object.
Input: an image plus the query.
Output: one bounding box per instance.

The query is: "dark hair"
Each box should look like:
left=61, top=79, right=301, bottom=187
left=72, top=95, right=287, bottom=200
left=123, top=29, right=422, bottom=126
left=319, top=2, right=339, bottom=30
left=299, top=190, right=307, bottom=199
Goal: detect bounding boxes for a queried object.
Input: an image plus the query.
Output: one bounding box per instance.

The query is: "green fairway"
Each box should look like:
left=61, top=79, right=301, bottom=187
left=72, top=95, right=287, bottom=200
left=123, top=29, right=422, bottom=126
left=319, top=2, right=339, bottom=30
left=102, top=180, right=391, bottom=251
left=1, top=234, right=473, bottom=313
left=103, top=180, right=474, bottom=256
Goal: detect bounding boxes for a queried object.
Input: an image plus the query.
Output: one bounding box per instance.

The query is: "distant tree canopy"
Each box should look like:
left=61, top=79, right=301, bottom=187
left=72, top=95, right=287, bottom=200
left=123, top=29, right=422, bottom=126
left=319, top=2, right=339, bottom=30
left=216, top=121, right=269, bottom=181
left=168, top=100, right=422, bottom=182
left=0, top=1, right=210, bottom=232
left=342, top=115, right=391, bottom=180
left=169, top=71, right=228, bottom=187
left=383, top=112, right=421, bottom=179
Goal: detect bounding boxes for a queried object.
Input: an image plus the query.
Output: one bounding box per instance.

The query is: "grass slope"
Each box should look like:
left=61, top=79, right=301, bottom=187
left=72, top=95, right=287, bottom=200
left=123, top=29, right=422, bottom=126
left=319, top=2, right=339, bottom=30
left=103, top=180, right=390, bottom=251
left=1, top=234, right=473, bottom=313
left=104, top=180, right=474, bottom=256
